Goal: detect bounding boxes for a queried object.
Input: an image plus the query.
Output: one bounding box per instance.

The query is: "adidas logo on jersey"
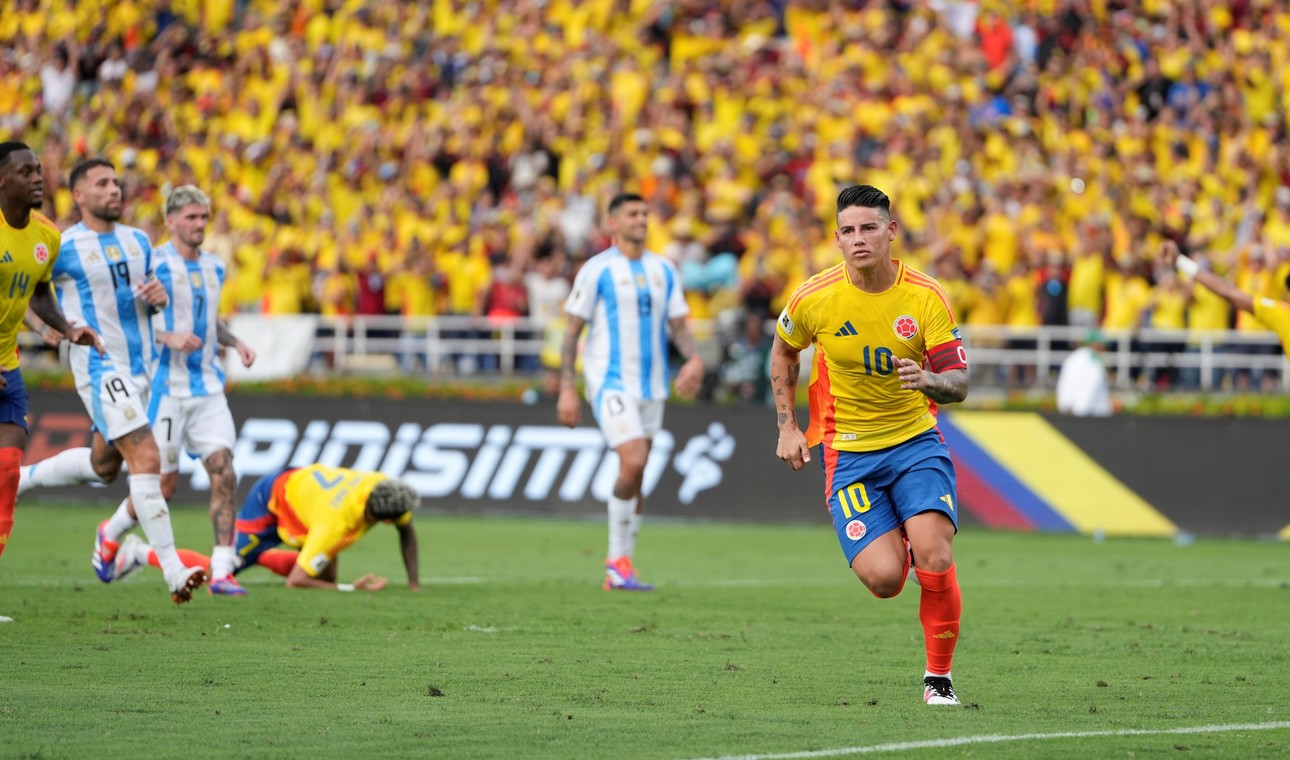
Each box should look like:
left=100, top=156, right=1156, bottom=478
left=833, top=321, right=858, bottom=337
left=0, top=251, right=12, bottom=264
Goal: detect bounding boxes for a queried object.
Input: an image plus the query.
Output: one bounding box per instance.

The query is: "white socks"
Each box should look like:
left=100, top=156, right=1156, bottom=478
left=607, top=495, right=638, bottom=560
left=129, top=474, right=183, bottom=575
left=211, top=545, right=237, bottom=580
left=103, top=498, right=138, bottom=542
left=18, top=447, right=102, bottom=496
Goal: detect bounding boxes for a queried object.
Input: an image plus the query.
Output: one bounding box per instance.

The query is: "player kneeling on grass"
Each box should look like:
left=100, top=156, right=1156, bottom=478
left=115, top=465, right=420, bottom=592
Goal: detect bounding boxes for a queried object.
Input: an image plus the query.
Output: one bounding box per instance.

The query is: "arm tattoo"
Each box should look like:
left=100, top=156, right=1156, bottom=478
left=669, top=318, right=699, bottom=361
left=560, top=317, right=585, bottom=389
left=216, top=321, right=240, bottom=349
left=769, top=339, right=802, bottom=429
left=919, top=368, right=969, bottom=405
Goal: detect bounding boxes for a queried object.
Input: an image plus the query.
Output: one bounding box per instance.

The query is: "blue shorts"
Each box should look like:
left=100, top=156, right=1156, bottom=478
left=0, top=368, right=29, bottom=432
left=232, top=468, right=293, bottom=573
left=821, top=430, right=958, bottom=565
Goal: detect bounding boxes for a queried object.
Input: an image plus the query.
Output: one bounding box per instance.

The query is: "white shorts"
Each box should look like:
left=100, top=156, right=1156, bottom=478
left=593, top=390, right=664, bottom=449
left=75, top=370, right=151, bottom=442
left=151, top=393, right=237, bottom=474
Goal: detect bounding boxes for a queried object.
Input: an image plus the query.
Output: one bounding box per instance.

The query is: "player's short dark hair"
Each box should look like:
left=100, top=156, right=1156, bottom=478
left=366, top=478, right=419, bottom=520
left=607, top=192, right=645, bottom=215
left=0, top=141, right=32, bottom=170
left=836, top=185, right=891, bottom=219
left=69, top=158, right=114, bottom=189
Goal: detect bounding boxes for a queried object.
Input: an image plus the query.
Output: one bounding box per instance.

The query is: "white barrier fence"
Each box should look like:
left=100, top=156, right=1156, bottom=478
left=22, top=317, right=1289, bottom=391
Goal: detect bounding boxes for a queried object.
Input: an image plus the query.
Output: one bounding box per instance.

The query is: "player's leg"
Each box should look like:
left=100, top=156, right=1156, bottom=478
left=158, top=394, right=242, bottom=593
left=0, top=368, right=32, bottom=566
left=95, top=372, right=206, bottom=602
left=823, top=446, right=907, bottom=597
left=186, top=396, right=240, bottom=587
left=231, top=469, right=289, bottom=580
left=889, top=431, right=962, bottom=705
left=596, top=391, right=652, bottom=591
left=18, top=427, right=124, bottom=496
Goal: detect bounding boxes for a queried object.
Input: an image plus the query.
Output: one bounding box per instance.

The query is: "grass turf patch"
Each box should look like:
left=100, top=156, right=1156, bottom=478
left=1, top=505, right=1287, bottom=759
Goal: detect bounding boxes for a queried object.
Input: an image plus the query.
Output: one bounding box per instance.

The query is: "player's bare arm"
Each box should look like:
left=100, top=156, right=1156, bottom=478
left=557, top=315, right=587, bottom=428
left=668, top=316, right=705, bottom=399
left=216, top=320, right=256, bottom=367
left=135, top=275, right=169, bottom=308
left=770, top=334, right=811, bottom=470
left=22, top=307, right=61, bottom=346
left=1160, top=239, right=1254, bottom=314
left=28, top=281, right=102, bottom=352
left=397, top=520, right=420, bottom=591
left=155, top=329, right=203, bottom=352
left=896, top=360, right=969, bottom=404
left=285, top=562, right=387, bottom=591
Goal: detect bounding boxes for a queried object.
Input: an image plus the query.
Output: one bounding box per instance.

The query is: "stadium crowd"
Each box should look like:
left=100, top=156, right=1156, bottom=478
left=4, top=0, right=1290, bottom=395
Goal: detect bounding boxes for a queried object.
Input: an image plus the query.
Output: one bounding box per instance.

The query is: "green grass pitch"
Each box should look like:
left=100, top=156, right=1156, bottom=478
left=1, top=504, right=1288, bottom=759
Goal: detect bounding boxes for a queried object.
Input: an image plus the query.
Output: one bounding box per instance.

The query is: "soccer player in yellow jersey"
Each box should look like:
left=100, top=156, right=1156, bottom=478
left=0, top=142, right=100, bottom=620
left=121, top=464, right=420, bottom=591
left=119, top=465, right=420, bottom=592
left=1162, top=240, right=1290, bottom=356
left=770, top=185, right=969, bottom=706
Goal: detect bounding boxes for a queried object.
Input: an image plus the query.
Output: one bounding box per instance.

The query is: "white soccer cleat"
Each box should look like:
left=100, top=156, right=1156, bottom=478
left=923, top=677, right=960, bottom=706
left=114, top=534, right=148, bottom=582
left=164, top=565, right=208, bottom=605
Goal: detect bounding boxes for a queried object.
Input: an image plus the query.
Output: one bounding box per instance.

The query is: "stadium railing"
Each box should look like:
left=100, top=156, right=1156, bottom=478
left=20, top=318, right=1288, bottom=391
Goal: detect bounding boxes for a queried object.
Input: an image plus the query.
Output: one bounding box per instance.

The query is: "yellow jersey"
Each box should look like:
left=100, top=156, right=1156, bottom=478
left=1253, top=297, right=1290, bottom=356
left=269, top=464, right=413, bottom=577
left=0, top=209, right=60, bottom=370
left=777, top=261, right=966, bottom=452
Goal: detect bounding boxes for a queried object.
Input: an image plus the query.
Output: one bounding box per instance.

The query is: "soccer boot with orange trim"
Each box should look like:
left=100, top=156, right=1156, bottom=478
left=165, top=565, right=208, bottom=604
left=603, top=556, right=654, bottom=591
left=92, top=520, right=121, bottom=583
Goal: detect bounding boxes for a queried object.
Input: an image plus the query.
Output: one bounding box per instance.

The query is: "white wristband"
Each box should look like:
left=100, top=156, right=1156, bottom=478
left=336, top=583, right=355, bottom=592
left=1175, top=255, right=1199, bottom=278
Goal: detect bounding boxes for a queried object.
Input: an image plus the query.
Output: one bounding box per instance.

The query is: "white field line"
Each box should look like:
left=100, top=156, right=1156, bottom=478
left=2, top=575, right=1287, bottom=589
left=685, top=721, right=1290, bottom=760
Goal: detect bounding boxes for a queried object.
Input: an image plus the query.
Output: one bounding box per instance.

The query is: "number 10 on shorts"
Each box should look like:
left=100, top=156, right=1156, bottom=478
left=838, top=482, right=871, bottom=518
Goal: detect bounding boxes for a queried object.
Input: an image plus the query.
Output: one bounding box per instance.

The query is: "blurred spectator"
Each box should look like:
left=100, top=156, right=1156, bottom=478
left=717, top=311, right=773, bottom=405
left=0, top=0, right=1287, bottom=388
left=1056, top=330, right=1113, bottom=417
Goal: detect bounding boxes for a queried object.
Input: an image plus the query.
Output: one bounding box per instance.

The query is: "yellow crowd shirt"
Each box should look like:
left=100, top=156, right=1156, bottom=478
left=0, top=209, right=60, bottom=370
left=777, top=261, right=966, bottom=452
left=1253, top=297, right=1290, bottom=356
left=269, top=464, right=412, bottom=577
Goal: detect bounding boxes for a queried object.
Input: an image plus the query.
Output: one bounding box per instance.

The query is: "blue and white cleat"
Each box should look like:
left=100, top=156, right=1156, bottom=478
left=208, top=576, right=248, bottom=597
left=603, top=556, right=655, bottom=591
left=114, top=534, right=147, bottom=582
left=92, top=520, right=120, bottom=583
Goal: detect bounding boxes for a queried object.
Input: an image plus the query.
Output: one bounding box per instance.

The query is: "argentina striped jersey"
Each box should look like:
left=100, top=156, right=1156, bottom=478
left=564, top=246, right=689, bottom=406
left=53, top=222, right=157, bottom=385
left=151, top=242, right=227, bottom=398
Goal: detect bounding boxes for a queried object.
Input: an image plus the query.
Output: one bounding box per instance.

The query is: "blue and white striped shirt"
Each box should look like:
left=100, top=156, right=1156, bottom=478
left=564, top=246, right=689, bottom=407
left=54, top=222, right=157, bottom=386
left=150, top=242, right=227, bottom=398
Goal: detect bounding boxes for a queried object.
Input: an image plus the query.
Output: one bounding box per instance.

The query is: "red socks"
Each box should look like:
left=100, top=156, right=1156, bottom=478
left=915, top=563, right=962, bottom=676
left=258, top=550, right=299, bottom=577
left=0, top=447, right=20, bottom=560
left=148, top=548, right=211, bottom=571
